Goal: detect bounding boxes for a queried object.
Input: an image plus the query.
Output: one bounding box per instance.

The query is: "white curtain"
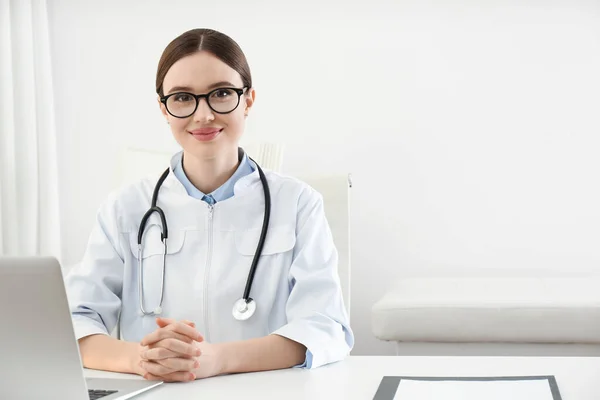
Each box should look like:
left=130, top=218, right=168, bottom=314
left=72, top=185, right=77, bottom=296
left=0, top=0, right=62, bottom=260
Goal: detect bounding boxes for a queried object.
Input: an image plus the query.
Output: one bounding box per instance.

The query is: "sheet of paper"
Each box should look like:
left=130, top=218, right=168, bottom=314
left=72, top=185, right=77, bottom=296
left=394, top=379, right=554, bottom=400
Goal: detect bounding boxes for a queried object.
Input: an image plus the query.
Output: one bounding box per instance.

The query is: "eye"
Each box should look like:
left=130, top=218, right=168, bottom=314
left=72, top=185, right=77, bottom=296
left=212, top=89, right=235, bottom=98
left=173, top=93, right=194, bottom=102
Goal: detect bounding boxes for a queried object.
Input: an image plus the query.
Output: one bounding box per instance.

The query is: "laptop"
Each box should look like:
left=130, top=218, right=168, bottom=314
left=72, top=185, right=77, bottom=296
left=0, top=256, right=163, bottom=400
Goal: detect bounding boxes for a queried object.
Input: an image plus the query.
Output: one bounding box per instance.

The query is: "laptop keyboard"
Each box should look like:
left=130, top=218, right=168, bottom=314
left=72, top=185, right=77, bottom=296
left=88, top=389, right=118, bottom=399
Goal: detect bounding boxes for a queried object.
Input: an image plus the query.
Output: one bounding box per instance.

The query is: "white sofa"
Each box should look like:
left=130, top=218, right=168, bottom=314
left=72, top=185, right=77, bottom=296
left=372, top=274, right=600, bottom=356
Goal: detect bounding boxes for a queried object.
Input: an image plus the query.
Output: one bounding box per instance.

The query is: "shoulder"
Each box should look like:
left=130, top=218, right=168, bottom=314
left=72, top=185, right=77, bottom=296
left=95, top=173, right=159, bottom=222
left=262, top=169, right=323, bottom=206
left=111, top=176, right=156, bottom=206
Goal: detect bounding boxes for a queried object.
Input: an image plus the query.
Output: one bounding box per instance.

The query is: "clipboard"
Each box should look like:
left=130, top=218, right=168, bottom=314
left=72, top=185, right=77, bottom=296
left=373, top=375, right=562, bottom=400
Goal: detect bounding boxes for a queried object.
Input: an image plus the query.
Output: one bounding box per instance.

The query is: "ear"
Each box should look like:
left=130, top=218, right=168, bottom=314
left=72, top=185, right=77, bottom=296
left=157, top=96, right=169, bottom=123
left=244, top=88, right=256, bottom=117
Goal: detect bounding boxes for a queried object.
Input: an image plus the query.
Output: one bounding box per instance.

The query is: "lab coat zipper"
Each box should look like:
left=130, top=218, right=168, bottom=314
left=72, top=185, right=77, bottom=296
left=204, top=204, right=214, bottom=342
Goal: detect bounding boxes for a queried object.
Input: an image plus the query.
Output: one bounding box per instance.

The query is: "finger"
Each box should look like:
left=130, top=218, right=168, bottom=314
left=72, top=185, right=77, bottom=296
left=155, top=357, right=199, bottom=372
left=138, top=344, right=149, bottom=361
left=163, top=321, right=202, bottom=341
left=143, top=346, right=196, bottom=361
left=156, top=317, right=196, bottom=328
left=155, top=317, right=176, bottom=327
left=150, top=338, right=201, bottom=358
left=143, top=371, right=196, bottom=382
left=143, top=372, right=164, bottom=381
left=142, top=329, right=195, bottom=346
left=181, top=319, right=196, bottom=328
left=140, top=360, right=175, bottom=377
left=141, top=326, right=201, bottom=346
left=143, top=322, right=203, bottom=345
left=162, top=370, right=196, bottom=382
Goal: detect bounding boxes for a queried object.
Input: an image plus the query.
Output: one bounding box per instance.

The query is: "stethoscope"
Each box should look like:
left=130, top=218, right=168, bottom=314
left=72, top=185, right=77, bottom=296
left=137, top=157, right=270, bottom=321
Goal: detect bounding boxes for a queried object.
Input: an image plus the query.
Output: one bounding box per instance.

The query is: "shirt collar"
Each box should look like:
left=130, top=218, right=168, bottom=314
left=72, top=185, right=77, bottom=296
left=170, top=148, right=256, bottom=202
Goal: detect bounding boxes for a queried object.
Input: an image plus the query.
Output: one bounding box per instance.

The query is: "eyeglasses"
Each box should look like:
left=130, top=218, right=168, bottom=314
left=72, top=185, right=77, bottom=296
left=160, top=87, right=247, bottom=118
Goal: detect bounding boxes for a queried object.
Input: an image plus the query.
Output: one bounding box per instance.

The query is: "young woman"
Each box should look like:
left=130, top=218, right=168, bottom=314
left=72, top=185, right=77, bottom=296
left=65, top=28, right=353, bottom=382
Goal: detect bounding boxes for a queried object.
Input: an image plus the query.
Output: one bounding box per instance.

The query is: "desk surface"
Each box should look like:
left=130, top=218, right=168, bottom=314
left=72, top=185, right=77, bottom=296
left=84, top=355, right=600, bottom=399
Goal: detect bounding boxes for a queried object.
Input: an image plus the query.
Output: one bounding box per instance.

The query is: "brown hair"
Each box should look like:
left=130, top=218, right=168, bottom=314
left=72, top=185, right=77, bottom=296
left=155, top=28, right=252, bottom=97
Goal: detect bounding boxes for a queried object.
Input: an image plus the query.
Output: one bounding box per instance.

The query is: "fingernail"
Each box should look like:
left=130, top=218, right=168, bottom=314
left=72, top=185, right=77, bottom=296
left=194, top=360, right=200, bottom=368
left=195, top=349, right=201, bottom=356
left=189, top=373, right=195, bottom=380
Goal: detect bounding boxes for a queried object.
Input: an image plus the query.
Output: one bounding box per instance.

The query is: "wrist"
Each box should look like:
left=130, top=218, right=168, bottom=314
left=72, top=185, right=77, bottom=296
left=128, top=342, right=145, bottom=376
left=213, top=342, right=233, bottom=375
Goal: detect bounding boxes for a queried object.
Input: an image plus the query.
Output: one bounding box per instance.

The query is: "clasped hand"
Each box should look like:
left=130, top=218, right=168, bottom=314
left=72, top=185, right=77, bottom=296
left=137, top=317, right=222, bottom=382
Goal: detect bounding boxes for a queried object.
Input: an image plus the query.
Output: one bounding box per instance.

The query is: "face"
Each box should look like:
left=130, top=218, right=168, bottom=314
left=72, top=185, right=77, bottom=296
left=159, top=51, right=255, bottom=161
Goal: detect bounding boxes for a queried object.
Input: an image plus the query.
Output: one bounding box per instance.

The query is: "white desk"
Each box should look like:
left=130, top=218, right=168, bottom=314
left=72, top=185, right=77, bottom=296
left=84, top=356, right=600, bottom=399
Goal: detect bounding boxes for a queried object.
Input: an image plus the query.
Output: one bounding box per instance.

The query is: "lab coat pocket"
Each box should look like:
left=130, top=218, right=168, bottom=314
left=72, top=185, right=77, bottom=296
left=234, top=224, right=296, bottom=257
left=231, top=224, right=296, bottom=335
left=128, top=223, right=186, bottom=258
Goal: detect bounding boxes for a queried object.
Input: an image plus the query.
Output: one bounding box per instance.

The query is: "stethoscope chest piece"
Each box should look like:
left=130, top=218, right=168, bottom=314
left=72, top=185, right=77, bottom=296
left=232, top=298, right=256, bottom=321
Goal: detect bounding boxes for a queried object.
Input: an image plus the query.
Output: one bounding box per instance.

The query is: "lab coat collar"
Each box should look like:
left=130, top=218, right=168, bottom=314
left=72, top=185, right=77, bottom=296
left=162, top=149, right=261, bottom=198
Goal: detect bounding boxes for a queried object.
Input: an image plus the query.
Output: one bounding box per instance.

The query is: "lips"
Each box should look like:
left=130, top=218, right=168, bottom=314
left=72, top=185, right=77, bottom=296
left=188, top=127, right=222, bottom=142
left=189, top=128, right=222, bottom=135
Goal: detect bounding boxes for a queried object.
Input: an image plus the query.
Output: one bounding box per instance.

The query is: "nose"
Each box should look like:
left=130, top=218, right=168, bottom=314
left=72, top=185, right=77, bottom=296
left=193, top=97, right=215, bottom=122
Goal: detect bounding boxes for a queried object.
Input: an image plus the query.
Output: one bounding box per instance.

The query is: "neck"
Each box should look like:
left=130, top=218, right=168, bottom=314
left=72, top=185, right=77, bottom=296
left=182, top=148, right=240, bottom=195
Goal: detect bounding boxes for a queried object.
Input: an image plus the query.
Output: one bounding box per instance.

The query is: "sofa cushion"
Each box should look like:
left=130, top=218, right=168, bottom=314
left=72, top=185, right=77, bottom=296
left=372, top=277, right=600, bottom=343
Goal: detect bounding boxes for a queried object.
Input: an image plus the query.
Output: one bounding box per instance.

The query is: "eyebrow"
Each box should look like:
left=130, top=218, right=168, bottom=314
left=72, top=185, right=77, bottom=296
left=166, top=81, right=238, bottom=95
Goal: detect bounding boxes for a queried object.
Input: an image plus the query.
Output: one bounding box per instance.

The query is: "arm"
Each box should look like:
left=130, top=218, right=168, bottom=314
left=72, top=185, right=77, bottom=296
left=78, top=334, right=143, bottom=375
left=217, top=334, right=306, bottom=374
left=264, top=187, right=353, bottom=369
left=64, top=195, right=127, bottom=372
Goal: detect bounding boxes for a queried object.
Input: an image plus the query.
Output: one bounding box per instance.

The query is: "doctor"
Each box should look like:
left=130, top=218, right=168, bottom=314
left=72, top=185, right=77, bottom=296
left=64, top=28, right=353, bottom=383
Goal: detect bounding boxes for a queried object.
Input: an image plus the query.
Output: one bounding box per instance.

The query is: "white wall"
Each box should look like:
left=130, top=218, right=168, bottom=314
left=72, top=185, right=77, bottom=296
left=48, top=0, right=600, bottom=355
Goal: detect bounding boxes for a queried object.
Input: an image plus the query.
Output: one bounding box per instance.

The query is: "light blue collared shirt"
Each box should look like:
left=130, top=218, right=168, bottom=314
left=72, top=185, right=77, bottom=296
left=173, top=150, right=255, bottom=204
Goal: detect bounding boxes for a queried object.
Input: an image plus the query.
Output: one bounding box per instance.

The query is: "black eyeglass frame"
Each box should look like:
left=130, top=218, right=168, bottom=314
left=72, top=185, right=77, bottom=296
left=160, top=87, right=248, bottom=118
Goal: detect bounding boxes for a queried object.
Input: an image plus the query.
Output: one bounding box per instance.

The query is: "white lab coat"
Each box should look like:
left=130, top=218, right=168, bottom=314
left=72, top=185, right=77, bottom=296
left=65, top=153, right=354, bottom=369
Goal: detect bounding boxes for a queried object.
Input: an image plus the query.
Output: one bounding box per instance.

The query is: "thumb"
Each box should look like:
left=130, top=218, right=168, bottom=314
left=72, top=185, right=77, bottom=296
left=181, top=319, right=196, bottom=328
left=155, top=317, right=196, bottom=328
left=155, top=317, right=175, bottom=327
